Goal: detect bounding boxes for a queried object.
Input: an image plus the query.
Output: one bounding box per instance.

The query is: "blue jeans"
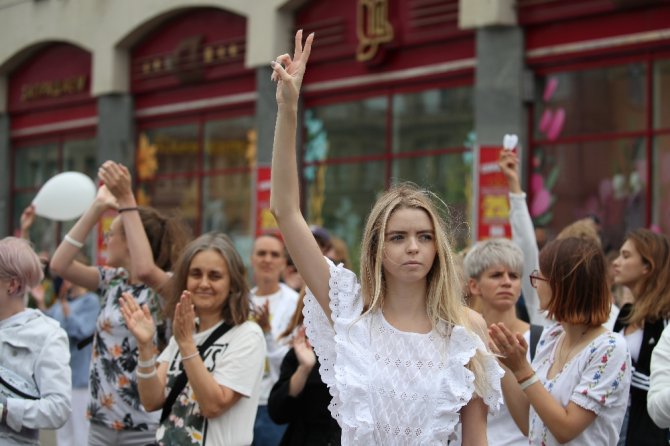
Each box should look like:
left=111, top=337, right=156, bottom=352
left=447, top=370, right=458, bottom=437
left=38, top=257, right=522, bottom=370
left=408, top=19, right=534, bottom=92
left=253, top=405, right=287, bottom=446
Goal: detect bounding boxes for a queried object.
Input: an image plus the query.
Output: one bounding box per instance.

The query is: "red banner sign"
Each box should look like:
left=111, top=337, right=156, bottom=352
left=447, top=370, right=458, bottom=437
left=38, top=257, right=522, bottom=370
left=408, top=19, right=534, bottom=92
left=474, top=146, right=512, bottom=240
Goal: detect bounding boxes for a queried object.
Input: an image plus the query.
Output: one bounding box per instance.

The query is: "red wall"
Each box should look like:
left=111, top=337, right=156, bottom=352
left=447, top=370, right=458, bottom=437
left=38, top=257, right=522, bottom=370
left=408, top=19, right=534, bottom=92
left=8, top=43, right=95, bottom=131
left=131, top=8, right=254, bottom=112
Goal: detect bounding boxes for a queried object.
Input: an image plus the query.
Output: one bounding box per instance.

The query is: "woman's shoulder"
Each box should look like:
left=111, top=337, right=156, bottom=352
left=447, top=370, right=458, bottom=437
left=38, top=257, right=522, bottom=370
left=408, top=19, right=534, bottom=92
left=590, top=329, right=629, bottom=357
left=231, top=320, right=265, bottom=340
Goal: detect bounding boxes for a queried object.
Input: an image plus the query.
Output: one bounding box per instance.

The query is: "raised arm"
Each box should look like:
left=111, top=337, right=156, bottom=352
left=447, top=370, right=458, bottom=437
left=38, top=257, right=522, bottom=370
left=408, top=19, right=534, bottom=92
left=98, top=161, right=170, bottom=290
left=499, top=150, right=546, bottom=326
left=50, top=186, right=116, bottom=291
left=269, top=30, right=330, bottom=318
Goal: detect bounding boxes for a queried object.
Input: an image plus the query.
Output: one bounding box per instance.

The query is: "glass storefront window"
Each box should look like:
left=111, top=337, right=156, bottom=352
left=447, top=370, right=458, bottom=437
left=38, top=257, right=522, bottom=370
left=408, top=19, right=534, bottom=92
left=303, top=86, right=475, bottom=269
left=393, top=87, right=473, bottom=153
left=138, top=115, right=255, bottom=256
left=144, top=124, right=199, bottom=174
left=535, top=64, right=646, bottom=140
left=654, top=60, right=670, bottom=130
left=12, top=137, right=96, bottom=254
left=304, top=161, right=386, bottom=269
left=63, top=138, right=97, bottom=178
left=204, top=117, right=255, bottom=170
left=653, top=135, right=670, bottom=235
left=532, top=138, right=647, bottom=252
left=13, top=143, right=59, bottom=188
left=305, top=97, right=387, bottom=161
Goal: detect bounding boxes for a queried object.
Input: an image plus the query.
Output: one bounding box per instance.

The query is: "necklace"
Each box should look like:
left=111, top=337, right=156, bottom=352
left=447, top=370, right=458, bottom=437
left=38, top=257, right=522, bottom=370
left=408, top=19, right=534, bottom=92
left=556, top=326, right=589, bottom=368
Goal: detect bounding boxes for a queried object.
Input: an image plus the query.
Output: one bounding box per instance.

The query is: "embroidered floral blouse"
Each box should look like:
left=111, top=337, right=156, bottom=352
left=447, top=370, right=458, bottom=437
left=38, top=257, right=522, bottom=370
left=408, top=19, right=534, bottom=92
left=529, top=324, right=632, bottom=445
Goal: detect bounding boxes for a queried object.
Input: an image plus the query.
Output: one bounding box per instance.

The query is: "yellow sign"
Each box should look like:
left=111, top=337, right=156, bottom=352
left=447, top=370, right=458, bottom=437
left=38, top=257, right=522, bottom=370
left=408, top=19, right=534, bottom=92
left=356, top=0, right=394, bottom=62
left=21, top=75, right=87, bottom=102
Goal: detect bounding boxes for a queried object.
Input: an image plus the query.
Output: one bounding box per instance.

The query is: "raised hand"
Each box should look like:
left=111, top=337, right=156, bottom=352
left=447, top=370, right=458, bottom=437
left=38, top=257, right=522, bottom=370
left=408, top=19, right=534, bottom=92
left=254, top=300, right=271, bottom=333
left=94, top=184, right=119, bottom=210
left=173, top=291, right=196, bottom=348
left=489, top=322, right=531, bottom=376
left=120, top=292, right=156, bottom=346
left=98, top=161, right=133, bottom=202
left=498, top=149, right=522, bottom=194
left=20, top=205, right=36, bottom=237
left=271, top=30, right=315, bottom=107
left=293, top=326, right=316, bottom=369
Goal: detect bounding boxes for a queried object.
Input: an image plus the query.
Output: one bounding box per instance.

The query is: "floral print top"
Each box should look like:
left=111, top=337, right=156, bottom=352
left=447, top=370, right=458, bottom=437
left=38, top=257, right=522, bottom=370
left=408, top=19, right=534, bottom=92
left=529, top=324, right=632, bottom=445
left=87, top=267, right=162, bottom=431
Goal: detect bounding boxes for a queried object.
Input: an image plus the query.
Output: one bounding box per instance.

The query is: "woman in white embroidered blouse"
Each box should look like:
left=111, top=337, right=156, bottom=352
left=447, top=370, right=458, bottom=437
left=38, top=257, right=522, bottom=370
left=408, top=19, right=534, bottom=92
left=269, top=30, right=504, bottom=445
left=489, top=237, right=632, bottom=445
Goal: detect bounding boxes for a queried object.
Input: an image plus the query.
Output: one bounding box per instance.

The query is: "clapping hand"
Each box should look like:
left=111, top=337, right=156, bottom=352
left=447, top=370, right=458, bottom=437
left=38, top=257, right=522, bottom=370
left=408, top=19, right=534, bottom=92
left=120, top=292, right=156, bottom=346
left=293, top=326, right=316, bottom=370
left=173, top=291, right=197, bottom=349
left=254, top=300, right=271, bottom=333
left=98, top=161, right=134, bottom=203
left=489, top=322, right=531, bottom=376
left=271, top=30, right=314, bottom=107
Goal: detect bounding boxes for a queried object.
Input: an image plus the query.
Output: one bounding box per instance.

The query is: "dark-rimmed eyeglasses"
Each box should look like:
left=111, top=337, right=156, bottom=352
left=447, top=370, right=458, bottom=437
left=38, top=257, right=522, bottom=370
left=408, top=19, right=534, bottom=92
left=529, top=269, right=548, bottom=288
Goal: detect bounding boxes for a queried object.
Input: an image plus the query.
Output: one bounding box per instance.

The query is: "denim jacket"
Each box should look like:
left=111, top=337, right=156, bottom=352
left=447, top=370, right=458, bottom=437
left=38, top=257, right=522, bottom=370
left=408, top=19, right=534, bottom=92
left=0, top=309, right=71, bottom=445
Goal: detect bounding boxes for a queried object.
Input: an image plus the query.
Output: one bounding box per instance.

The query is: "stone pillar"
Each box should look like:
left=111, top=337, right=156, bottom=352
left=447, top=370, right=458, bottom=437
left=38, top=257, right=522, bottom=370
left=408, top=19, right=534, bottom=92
left=97, top=94, right=135, bottom=168
left=255, top=65, right=277, bottom=166
left=474, top=26, right=527, bottom=150
left=0, top=113, right=9, bottom=237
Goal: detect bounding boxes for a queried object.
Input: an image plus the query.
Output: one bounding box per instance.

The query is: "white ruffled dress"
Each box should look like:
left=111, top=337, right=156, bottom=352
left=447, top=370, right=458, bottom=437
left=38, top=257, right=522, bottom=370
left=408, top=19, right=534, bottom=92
left=303, top=259, right=504, bottom=445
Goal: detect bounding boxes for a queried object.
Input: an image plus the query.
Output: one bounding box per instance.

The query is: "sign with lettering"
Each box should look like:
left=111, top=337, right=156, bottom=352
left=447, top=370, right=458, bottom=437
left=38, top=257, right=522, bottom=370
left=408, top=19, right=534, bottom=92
left=473, top=145, right=512, bottom=240
left=356, top=0, right=394, bottom=62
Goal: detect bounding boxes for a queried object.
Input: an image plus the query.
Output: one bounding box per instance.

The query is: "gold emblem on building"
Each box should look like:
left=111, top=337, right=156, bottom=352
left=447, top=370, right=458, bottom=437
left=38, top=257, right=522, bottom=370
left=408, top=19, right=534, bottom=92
left=356, top=0, right=394, bottom=62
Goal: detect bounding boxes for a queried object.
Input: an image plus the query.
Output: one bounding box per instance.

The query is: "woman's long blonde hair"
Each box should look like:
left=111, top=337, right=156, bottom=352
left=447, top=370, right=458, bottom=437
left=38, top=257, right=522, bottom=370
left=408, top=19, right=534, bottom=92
left=359, top=183, right=491, bottom=396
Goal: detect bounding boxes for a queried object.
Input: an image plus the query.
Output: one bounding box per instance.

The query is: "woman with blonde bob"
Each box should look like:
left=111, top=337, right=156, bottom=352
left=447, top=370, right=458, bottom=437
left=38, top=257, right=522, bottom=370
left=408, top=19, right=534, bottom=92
left=0, top=237, right=71, bottom=445
left=120, top=233, right=265, bottom=446
left=490, top=237, right=631, bottom=445
left=269, top=30, right=503, bottom=445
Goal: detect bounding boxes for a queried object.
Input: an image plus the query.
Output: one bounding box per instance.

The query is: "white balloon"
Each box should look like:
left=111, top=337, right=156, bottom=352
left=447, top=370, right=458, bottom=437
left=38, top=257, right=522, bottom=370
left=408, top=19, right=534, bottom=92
left=503, top=134, right=519, bottom=150
left=32, top=172, right=96, bottom=221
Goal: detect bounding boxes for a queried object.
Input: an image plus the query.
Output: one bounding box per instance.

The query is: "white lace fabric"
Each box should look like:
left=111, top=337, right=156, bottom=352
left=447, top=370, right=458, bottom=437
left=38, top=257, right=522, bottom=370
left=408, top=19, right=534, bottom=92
left=303, top=259, right=504, bottom=445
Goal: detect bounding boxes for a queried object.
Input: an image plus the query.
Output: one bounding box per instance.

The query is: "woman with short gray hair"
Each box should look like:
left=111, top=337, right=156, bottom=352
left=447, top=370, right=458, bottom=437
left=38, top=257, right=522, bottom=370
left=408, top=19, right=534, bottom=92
left=465, top=238, right=541, bottom=446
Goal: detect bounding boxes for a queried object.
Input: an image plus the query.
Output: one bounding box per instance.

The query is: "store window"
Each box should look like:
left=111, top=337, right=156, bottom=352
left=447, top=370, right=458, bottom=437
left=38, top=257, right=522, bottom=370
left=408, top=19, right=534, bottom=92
left=137, top=115, right=255, bottom=253
left=533, top=58, right=670, bottom=249
left=12, top=136, right=97, bottom=252
left=303, top=85, right=474, bottom=268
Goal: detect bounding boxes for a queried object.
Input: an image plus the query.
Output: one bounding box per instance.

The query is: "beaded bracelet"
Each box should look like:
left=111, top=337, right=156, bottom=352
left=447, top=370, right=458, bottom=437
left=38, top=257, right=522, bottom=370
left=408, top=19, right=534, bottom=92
left=64, top=234, right=84, bottom=249
left=118, top=207, right=139, bottom=213
left=137, top=355, right=156, bottom=368
left=519, top=374, right=540, bottom=391
left=181, top=351, right=199, bottom=362
left=136, top=368, right=157, bottom=379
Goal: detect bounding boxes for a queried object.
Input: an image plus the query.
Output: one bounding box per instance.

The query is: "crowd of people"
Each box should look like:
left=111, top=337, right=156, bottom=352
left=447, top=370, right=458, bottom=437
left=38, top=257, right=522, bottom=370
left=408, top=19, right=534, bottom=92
left=1, top=30, right=670, bottom=445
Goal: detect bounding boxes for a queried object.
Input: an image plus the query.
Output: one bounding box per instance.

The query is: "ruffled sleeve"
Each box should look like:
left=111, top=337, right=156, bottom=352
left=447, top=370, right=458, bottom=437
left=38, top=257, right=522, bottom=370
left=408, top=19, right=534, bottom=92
left=571, top=333, right=632, bottom=414
left=302, top=257, right=375, bottom=442
left=427, top=326, right=504, bottom=443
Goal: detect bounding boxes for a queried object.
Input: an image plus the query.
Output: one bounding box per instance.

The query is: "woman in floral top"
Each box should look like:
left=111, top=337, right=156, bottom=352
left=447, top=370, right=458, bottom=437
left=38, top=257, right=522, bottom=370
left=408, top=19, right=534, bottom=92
left=50, top=161, right=190, bottom=446
left=490, top=237, right=632, bottom=445
left=120, top=233, right=265, bottom=446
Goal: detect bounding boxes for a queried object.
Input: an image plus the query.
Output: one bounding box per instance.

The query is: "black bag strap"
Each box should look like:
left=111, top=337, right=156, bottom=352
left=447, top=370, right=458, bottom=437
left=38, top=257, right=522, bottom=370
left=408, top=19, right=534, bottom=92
left=529, top=324, right=543, bottom=362
left=159, top=321, right=233, bottom=424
